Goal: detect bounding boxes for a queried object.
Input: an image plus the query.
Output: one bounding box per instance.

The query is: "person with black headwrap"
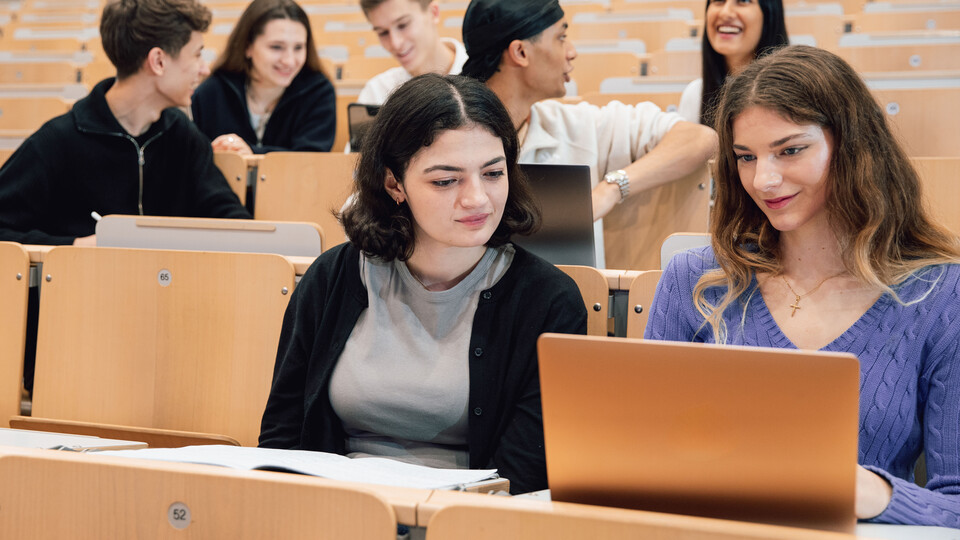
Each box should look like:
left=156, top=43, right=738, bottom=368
left=461, top=0, right=717, bottom=267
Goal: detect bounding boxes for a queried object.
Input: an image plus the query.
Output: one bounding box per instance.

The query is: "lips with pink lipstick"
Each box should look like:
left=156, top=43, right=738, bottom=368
left=763, top=194, right=796, bottom=209
left=457, top=213, right=489, bottom=227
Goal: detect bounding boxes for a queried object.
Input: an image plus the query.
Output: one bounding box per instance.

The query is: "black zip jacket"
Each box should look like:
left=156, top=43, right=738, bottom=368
left=258, top=242, right=588, bottom=494
left=191, top=69, right=336, bottom=153
left=0, top=78, right=250, bottom=245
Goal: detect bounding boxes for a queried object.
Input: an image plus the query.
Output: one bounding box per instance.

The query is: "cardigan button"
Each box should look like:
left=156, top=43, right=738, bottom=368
left=474, top=347, right=483, bottom=357
left=473, top=407, right=483, bottom=416
left=482, top=291, right=492, bottom=300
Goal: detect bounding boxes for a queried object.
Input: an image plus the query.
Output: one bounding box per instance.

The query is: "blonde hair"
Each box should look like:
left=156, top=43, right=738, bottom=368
left=696, top=45, right=960, bottom=343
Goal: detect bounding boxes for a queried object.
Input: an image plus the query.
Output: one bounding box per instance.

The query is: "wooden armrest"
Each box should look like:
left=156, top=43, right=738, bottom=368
left=10, top=416, right=241, bottom=448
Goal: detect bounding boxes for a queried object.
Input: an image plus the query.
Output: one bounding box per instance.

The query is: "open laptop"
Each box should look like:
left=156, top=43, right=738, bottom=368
left=514, top=164, right=596, bottom=267
left=537, top=334, right=859, bottom=533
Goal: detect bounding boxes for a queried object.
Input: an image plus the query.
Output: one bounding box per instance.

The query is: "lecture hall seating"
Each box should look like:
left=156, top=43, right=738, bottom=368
left=0, top=242, right=30, bottom=428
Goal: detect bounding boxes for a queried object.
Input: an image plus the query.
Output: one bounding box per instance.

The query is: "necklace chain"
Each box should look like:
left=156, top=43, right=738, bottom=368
left=779, top=271, right=845, bottom=317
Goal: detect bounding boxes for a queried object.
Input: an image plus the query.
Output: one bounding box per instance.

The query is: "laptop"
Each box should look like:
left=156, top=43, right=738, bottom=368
left=514, top=164, right=596, bottom=267
left=536, top=334, right=859, bottom=533
left=347, top=103, right=380, bottom=153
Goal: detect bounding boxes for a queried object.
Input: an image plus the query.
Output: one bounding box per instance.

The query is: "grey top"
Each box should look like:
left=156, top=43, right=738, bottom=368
left=329, top=245, right=515, bottom=468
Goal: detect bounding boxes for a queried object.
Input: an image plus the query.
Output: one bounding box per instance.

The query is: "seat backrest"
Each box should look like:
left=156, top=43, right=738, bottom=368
left=557, top=265, right=610, bottom=336
left=213, top=151, right=250, bottom=205
left=570, top=52, right=643, bottom=95
left=423, top=497, right=843, bottom=540
left=96, top=215, right=324, bottom=257
left=255, top=152, right=359, bottom=248
left=913, top=157, right=960, bottom=235
left=660, top=232, right=710, bottom=271
left=604, top=162, right=711, bottom=271
left=0, top=61, right=79, bottom=84
left=0, top=96, right=71, bottom=133
left=0, top=242, right=29, bottom=426
left=625, top=270, right=663, bottom=338
left=0, top=447, right=398, bottom=540
left=32, top=247, right=296, bottom=446
left=837, top=32, right=960, bottom=72
left=871, top=85, right=960, bottom=157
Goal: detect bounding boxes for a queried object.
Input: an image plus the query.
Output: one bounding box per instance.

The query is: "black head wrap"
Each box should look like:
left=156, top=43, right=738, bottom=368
left=461, top=0, right=565, bottom=82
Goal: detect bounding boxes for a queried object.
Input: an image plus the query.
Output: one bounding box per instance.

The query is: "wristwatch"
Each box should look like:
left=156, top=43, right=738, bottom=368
left=604, top=169, right=630, bottom=204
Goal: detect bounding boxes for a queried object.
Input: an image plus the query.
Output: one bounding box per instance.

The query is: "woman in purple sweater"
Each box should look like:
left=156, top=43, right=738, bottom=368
left=646, top=45, right=960, bottom=527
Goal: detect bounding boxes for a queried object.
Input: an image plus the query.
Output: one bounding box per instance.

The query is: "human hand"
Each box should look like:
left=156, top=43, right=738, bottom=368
left=591, top=180, right=622, bottom=221
left=211, top=134, right=253, bottom=155
left=73, top=234, right=96, bottom=246
left=856, top=465, right=892, bottom=519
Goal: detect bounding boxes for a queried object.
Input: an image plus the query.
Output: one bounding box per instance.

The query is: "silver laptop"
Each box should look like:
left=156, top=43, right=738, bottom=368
left=514, top=164, right=596, bottom=267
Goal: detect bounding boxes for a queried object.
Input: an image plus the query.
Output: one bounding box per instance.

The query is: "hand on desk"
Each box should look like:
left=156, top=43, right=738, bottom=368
left=73, top=234, right=96, bottom=247
left=856, top=465, right=893, bottom=519
left=212, top=134, right=253, bottom=155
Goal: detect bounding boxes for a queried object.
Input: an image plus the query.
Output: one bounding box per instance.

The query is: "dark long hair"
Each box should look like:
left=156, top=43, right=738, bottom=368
left=210, top=0, right=322, bottom=77
left=341, top=74, right=540, bottom=261
left=700, top=0, right=788, bottom=126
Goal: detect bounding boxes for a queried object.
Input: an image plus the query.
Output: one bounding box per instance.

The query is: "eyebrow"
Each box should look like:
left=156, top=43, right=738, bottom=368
left=422, top=156, right=505, bottom=174
left=732, top=132, right=810, bottom=151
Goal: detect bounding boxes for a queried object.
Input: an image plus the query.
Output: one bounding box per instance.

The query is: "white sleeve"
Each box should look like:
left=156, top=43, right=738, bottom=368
left=678, top=78, right=703, bottom=124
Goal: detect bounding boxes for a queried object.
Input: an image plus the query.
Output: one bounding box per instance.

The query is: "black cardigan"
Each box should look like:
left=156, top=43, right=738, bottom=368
left=191, top=69, right=336, bottom=153
left=259, top=242, right=588, bottom=494
left=0, top=78, right=249, bottom=245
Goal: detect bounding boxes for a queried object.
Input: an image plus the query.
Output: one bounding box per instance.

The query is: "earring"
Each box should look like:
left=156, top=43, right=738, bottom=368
left=396, top=198, right=402, bottom=206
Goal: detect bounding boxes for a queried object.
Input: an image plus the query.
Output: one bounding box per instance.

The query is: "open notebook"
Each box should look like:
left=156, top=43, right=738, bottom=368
left=537, top=334, right=860, bottom=533
left=99, top=445, right=498, bottom=491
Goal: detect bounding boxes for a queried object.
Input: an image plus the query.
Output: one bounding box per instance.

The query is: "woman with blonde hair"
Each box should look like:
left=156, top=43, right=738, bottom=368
left=647, top=45, right=960, bottom=526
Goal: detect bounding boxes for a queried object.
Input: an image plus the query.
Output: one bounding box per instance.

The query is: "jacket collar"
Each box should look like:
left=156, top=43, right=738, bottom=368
left=518, top=103, right=561, bottom=161
left=73, top=77, right=175, bottom=137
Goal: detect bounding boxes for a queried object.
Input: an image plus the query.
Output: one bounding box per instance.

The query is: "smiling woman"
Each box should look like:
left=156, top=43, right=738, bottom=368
left=258, top=74, right=588, bottom=494
left=647, top=45, right=960, bottom=527
left=190, top=0, right=336, bottom=153
left=678, top=0, right=788, bottom=125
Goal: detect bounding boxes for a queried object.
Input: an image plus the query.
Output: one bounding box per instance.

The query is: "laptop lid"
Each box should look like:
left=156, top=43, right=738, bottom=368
left=537, top=334, right=859, bottom=533
left=514, top=164, right=596, bottom=267
left=347, top=103, right=380, bottom=153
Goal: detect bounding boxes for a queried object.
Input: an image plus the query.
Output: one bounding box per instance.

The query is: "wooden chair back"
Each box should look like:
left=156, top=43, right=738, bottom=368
left=570, top=52, right=643, bottom=95
left=0, top=61, right=79, bottom=84
left=255, top=152, right=359, bottom=248
left=603, top=162, right=711, bottom=271
left=0, top=96, right=71, bottom=133
left=872, top=85, right=960, bottom=157
left=213, top=151, right=249, bottom=205
left=0, top=447, right=398, bottom=539
left=838, top=33, right=960, bottom=72
left=32, top=247, right=296, bottom=446
left=557, top=265, right=609, bottom=336
left=913, top=157, right=960, bottom=235
left=338, top=55, right=398, bottom=81
left=0, top=242, right=29, bottom=426
left=422, top=495, right=850, bottom=540
left=625, top=270, right=663, bottom=338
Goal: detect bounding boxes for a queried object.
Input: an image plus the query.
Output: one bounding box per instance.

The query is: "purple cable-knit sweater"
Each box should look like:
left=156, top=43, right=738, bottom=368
left=645, top=246, right=960, bottom=528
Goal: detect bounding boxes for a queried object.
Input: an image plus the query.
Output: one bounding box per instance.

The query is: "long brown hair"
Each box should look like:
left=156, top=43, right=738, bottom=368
left=696, top=45, right=959, bottom=342
left=211, top=0, right=323, bottom=77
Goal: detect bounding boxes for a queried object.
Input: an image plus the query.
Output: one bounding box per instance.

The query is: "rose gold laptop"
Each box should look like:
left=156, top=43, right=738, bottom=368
left=537, top=334, right=860, bottom=533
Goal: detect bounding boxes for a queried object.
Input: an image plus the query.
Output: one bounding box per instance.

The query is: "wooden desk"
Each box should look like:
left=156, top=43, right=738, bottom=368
left=0, top=427, right=147, bottom=451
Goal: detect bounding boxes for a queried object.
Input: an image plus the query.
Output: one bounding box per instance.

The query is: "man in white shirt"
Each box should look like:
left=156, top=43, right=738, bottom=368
left=461, top=0, right=717, bottom=266
left=357, top=0, right=468, bottom=105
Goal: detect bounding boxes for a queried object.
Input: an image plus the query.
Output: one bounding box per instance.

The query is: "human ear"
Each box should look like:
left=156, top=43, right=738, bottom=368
left=504, top=40, right=529, bottom=68
left=145, top=47, right=165, bottom=76
left=383, top=169, right=406, bottom=204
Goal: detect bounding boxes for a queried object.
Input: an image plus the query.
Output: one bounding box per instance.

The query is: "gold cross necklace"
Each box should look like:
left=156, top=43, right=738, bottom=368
left=779, top=271, right=846, bottom=317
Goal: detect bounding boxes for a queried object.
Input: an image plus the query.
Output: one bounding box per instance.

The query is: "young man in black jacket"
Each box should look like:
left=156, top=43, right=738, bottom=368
left=0, top=0, right=250, bottom=246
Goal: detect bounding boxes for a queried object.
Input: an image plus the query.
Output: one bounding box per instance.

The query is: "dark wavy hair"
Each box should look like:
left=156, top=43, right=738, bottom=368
left=100, top=0, right=211, bottom=79
left=700, top=0, right=788, bottom=127
left=341, top=73, right=541, bottom=261
left=210, top=0, right=322, bottom=77
left=695, top=45, right=960, bottom=343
